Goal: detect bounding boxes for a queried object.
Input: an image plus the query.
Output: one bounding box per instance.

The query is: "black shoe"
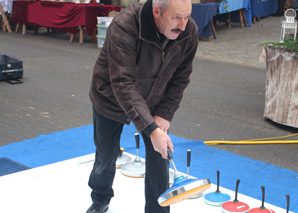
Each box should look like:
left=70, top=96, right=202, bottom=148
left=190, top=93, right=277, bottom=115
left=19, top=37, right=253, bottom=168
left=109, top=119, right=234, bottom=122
left=86, top=203, right=109, bottom=213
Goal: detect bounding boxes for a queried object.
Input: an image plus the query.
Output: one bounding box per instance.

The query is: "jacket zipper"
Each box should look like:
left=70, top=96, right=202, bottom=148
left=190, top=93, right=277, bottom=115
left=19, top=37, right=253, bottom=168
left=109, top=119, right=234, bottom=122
left=161, top=38, right=169, bottom=63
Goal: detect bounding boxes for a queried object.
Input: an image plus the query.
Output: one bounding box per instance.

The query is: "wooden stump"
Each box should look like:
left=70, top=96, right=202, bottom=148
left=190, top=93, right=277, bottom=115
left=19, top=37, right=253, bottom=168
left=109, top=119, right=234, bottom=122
left=263, top=46, right=298, bottom=128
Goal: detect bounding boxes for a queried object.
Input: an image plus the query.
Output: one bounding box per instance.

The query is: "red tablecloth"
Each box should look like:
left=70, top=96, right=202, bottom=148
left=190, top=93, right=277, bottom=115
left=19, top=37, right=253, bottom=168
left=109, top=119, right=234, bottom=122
left=11, top=1, right=120, bottom=35
left=11, top=1, right=34, bottom=25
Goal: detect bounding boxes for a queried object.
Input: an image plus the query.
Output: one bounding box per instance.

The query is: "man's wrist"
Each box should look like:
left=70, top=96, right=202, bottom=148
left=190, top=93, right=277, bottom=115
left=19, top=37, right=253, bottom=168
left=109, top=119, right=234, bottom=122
left=142, top=122, right=159, bottom=137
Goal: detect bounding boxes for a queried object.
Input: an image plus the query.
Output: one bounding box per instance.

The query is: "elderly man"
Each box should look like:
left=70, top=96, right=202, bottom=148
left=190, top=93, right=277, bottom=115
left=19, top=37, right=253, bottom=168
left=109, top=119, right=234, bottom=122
left=87, top=0, right=198, bottom=212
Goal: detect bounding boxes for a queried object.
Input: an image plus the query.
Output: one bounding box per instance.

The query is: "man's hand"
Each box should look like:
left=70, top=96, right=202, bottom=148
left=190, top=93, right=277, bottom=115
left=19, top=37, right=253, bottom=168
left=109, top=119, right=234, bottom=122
left=150, top=128, right=173, bottom=159
left=153, top=115, right=170, bottom=132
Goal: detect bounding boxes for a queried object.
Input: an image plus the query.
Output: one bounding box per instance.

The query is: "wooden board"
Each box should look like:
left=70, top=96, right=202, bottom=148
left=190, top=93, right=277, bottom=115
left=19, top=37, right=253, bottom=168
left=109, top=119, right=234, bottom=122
left=0, top=4, right=12, bottom=33
left=264, top=45, right=298, bottom=128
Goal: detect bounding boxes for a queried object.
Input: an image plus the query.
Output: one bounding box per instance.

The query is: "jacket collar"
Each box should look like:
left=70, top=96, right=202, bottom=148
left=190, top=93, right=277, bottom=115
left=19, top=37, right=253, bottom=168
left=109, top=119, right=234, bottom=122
left=139, top=0, right=189, bottom=43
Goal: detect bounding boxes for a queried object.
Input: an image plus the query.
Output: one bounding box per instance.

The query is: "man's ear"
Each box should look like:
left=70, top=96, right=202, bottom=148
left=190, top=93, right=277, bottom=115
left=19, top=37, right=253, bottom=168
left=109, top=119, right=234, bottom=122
left=152, top=5, right=161, bottom=19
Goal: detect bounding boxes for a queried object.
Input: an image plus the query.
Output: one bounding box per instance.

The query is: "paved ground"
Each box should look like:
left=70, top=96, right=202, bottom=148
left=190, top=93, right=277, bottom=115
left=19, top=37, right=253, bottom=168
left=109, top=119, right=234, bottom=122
left=1, top=15, right=298, bottom=173
left=197, top=15, right=283, bottom=68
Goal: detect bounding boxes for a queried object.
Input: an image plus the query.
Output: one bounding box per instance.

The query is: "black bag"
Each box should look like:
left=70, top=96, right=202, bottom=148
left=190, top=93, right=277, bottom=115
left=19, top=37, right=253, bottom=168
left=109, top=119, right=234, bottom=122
left=0, top=55, right=23, bottom=81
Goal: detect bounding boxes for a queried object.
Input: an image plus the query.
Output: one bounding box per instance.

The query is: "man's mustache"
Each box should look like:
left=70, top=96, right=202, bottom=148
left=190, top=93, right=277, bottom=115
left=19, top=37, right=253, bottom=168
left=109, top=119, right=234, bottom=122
left=171, top=28, right=183, bottom=33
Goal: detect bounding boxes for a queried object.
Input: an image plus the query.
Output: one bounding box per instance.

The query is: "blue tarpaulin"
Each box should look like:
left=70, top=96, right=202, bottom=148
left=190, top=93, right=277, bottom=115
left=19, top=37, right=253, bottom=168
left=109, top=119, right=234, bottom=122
left=0, top=124, right=297, bottom=211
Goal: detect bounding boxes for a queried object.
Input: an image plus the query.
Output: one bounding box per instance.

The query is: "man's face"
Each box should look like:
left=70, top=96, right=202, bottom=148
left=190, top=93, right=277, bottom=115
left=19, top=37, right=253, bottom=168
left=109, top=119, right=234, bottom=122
left=153, top=0, right=192, bottom=40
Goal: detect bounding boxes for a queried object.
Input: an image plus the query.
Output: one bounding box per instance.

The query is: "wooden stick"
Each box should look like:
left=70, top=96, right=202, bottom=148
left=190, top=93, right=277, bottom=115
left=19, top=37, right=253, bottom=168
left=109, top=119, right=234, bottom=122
left=79, top=27, right=83, bottom=44
left=0, top=4, right=12, bottom=33
left=22, top=24, right=26, bottom=35
left=69, top=33, right=74, bottom=43
left=239, top=10, right=243, bottom=29
left=210, top=20, right=216, bottom=39
left=241, top=10, right=248, bottom=27
left=1, top=19, right=5, bottom=31
left=15, top=23, right=19, bottom=33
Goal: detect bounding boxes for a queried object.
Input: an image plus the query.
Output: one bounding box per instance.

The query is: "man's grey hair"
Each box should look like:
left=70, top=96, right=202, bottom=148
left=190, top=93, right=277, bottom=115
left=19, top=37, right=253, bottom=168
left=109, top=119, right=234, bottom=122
left=152, top=0, right=191, bottom=13
left=152, top=0, right=171, bottom=13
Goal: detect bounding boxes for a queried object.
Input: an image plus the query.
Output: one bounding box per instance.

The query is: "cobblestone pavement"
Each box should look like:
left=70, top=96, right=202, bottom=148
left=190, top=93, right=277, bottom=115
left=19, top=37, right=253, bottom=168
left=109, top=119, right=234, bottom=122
left=196, top=15, right=284, bottom=69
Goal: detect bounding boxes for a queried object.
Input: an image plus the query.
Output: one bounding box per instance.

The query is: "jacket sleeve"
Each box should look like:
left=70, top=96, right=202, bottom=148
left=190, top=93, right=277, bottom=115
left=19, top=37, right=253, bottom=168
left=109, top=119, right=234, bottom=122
left=106, top=21, right=155, bottom=132
left=153, top=29, right=199, bottom=122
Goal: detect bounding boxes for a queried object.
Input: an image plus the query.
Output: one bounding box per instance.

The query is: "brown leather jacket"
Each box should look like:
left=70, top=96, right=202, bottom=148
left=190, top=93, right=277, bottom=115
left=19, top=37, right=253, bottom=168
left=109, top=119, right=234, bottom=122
left=89, top=0, right=198, bottom=133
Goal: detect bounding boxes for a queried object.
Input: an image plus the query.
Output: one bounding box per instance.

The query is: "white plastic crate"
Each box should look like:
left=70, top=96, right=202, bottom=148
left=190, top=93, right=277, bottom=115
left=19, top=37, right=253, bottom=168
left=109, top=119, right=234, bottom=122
left=97, top=17, right=113, bottom=25
left=97, top=17, right=113, bottom=48
left=96, top=35, right=105, bottom=48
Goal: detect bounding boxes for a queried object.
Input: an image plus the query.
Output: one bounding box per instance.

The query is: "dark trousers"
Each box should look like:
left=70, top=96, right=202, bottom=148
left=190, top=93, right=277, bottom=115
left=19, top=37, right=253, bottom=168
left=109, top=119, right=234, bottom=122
left=88, top=106, right=170, bottom=213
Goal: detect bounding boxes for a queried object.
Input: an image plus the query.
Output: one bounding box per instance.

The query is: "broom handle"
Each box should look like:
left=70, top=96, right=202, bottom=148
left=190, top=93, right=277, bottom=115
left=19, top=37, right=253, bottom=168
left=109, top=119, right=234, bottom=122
left=234, top=179, right=240, bottom=202
left=134, top=133, right=139, bottom=157
left=261, top=186, right=265, bottom=209
left=187, top=149, right=191, bottom=177
left=286, top=194, right=290, bottom=213
left=216, top=170, right=220, bottom=193
left=167, top=148, right=178, bottom=173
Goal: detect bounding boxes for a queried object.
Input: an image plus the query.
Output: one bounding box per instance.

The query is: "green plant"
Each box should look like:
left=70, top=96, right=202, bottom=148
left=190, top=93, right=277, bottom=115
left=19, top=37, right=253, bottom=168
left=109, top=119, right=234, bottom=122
left=262, top=38, right=298, bottom=53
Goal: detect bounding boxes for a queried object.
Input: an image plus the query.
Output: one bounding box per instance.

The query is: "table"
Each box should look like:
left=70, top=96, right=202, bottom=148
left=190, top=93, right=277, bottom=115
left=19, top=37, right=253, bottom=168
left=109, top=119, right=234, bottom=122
left=191, top=2, right=218, bottom=39
left=218, top=0, right=252, bottom=27
left=11, top=1, right=120, bottom=43
left=11, top=1, right=32, bottom=25
left=251, top=0, right=278, bottom=22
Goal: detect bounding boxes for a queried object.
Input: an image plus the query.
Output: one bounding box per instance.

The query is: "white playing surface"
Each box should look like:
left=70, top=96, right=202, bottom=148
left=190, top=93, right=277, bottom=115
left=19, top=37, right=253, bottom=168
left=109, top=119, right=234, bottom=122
left=0, top=153, right=291, bottom=213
